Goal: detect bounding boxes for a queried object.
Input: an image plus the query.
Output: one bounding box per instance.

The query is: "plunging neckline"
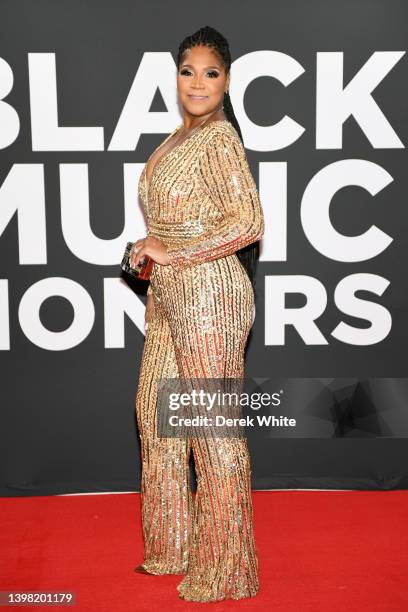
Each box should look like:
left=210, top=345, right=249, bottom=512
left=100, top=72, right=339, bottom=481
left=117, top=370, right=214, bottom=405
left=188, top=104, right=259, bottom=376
left=143, top=119, right=230, bottom=196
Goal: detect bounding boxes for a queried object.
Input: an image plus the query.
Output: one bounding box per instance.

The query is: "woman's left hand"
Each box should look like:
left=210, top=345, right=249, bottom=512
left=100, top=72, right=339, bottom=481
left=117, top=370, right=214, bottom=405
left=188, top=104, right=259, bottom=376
left=130, top=235, right=170, bottom=267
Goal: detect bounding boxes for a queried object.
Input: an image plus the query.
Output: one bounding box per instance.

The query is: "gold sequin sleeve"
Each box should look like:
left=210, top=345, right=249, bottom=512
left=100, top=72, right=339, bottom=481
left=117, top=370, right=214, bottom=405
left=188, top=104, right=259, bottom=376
left=166, top=126, right=264, bottom=271
left=146, top=283, right=153, bottom=296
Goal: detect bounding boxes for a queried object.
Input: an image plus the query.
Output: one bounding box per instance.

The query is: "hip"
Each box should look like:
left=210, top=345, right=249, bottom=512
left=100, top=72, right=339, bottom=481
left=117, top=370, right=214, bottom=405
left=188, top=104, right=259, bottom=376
left=150, top=254, right=254, bottom=318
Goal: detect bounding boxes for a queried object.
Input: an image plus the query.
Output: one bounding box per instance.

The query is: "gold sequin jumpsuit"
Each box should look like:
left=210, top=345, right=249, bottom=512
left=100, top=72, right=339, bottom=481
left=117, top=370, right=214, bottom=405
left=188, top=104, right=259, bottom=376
left=135, top=119, right=264, bottom=602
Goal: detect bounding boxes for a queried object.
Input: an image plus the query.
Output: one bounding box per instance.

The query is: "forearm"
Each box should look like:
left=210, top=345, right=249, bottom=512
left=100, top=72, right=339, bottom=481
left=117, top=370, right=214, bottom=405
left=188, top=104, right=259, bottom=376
left=166, top=210, right=264, bottom=271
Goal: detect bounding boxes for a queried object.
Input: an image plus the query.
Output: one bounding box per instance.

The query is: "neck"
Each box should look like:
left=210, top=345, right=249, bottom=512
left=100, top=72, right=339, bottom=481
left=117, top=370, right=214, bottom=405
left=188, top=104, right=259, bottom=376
left=182, top=107, right=224, bottom=131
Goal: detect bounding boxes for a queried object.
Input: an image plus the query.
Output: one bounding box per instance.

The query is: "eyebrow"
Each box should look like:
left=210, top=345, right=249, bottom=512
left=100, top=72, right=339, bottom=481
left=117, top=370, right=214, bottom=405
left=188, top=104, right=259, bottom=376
left=180, top=64, right=221, bottom=70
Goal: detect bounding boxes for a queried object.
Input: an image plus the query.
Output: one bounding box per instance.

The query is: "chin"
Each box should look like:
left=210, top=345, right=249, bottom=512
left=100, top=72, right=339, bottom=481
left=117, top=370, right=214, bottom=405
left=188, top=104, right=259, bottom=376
left=184, top=103, right=217, bottom=116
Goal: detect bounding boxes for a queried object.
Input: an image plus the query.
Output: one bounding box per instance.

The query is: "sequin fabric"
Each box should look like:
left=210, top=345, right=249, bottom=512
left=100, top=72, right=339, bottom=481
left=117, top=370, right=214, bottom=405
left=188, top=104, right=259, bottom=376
left=135, top=119, right=264, bottom=602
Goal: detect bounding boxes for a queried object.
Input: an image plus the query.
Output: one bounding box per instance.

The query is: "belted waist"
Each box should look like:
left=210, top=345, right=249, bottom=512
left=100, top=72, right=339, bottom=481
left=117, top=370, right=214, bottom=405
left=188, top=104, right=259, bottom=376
left=147, top=218, right=214, bottom=247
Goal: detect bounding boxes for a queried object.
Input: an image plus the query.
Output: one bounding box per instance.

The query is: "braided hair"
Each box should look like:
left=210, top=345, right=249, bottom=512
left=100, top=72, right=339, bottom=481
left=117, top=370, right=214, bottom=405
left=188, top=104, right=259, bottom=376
left=176, top=25, right=260, bottom=296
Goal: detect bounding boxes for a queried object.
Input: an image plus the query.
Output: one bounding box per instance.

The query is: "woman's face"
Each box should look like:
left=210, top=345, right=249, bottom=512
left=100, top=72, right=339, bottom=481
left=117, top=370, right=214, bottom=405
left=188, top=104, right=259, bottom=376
left=177, top=45, right=230, bottom=119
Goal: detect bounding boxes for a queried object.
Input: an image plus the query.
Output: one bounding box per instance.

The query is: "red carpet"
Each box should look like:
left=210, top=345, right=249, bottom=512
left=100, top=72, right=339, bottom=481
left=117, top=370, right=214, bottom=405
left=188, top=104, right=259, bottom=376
left=1, top=491, right=407, bottom=611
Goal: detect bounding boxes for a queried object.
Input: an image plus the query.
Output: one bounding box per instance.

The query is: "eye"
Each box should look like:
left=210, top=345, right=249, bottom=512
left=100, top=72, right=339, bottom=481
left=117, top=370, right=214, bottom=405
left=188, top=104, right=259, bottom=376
left=179, top=69, right=220, bottom=78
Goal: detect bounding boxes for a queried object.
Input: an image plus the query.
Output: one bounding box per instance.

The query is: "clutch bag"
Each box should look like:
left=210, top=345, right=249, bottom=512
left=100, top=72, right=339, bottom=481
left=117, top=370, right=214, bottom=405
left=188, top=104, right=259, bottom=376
left=120, top=241, right=153, bottom=280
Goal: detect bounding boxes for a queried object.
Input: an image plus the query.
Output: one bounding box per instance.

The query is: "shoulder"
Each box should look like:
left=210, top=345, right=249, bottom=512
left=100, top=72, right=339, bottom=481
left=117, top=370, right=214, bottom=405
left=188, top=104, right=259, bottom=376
left=203, top=119, right=240, bottom=141
left=199, top=119, right=245, bottom=156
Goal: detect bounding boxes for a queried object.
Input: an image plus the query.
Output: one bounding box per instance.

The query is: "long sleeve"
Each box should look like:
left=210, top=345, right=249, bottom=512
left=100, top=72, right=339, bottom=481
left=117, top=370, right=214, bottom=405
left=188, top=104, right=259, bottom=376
left=166, top=125, right=264, bottom=271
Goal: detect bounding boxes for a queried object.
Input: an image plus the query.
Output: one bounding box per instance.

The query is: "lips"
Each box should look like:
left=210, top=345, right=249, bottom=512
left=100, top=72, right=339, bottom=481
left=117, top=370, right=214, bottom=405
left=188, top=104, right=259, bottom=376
left=189, top=95, right=208, bottom=100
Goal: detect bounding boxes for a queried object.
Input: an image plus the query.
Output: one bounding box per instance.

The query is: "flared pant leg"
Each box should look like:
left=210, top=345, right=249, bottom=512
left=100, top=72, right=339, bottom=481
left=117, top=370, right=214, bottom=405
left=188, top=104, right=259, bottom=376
left=135, top=298, right=192, bottom=575
left=167, top=261, right=259, bottom=601
left=177, top=437, right=258, bottom=601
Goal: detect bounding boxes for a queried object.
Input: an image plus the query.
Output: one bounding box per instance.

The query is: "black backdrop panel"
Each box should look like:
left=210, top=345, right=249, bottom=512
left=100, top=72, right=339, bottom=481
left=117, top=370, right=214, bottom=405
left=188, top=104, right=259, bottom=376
left=1, top=0, right=408, bottom=496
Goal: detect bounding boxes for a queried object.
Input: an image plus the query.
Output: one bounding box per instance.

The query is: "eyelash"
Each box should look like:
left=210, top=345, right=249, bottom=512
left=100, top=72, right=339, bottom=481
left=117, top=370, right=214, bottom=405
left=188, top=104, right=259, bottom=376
left=180, top=69, right=219, bottom=78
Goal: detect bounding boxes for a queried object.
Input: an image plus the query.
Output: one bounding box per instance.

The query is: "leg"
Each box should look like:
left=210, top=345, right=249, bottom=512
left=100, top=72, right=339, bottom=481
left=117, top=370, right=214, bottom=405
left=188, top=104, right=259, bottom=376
left=179, top=436, right=258, bottom=601
left=168, top=257, right=259, bottom=600
left=135, top=297, right=192, bottom=574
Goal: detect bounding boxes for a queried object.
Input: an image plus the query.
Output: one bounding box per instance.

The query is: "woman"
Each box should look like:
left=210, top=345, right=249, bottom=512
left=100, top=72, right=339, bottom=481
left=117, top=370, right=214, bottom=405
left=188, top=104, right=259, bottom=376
left=131, top=26, right=264, bottom=602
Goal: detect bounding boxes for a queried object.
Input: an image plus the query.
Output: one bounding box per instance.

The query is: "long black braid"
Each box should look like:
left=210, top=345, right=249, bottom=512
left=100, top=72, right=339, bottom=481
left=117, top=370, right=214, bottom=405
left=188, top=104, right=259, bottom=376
left=176, top=25, right=260, bottom=297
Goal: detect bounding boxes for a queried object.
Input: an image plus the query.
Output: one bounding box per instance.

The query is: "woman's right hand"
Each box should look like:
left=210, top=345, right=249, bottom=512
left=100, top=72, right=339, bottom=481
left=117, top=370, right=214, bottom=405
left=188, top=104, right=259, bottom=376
left=145, top=292, right=155, bottom=327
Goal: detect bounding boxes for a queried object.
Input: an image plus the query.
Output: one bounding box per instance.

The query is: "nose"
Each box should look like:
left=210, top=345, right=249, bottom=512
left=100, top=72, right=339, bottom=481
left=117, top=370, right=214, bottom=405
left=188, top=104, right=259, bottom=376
left=191, top=76, right=205, bottom=89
